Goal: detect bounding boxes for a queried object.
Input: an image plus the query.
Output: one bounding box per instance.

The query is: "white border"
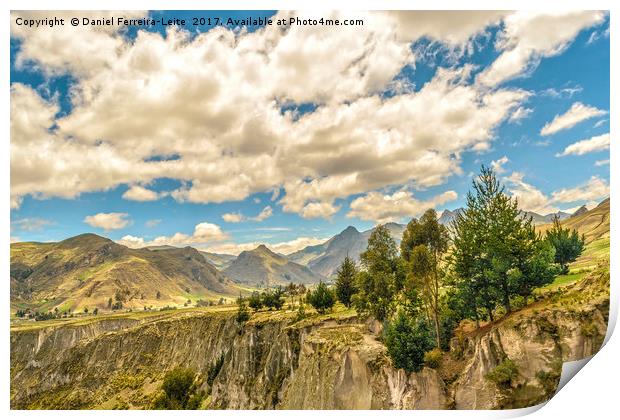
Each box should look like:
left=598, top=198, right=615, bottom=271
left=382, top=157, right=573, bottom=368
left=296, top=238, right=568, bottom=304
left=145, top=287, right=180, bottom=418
left=2, top=1, right=616, bottom=419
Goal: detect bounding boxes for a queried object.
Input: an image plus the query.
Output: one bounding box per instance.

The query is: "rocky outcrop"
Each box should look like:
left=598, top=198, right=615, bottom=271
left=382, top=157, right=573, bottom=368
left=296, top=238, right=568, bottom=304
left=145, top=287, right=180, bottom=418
left=10, top=268, right=609, bottom=410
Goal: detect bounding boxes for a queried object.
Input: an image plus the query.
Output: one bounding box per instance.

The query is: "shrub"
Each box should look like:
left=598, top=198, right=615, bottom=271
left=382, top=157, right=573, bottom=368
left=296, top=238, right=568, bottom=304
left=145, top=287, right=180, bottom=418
left=384, top=311, right=434, bottom=372
left=151, top=367, right=203, bottom=409
left=306, top=282, right=335, bottom=314
left=236, top=297, right=250, bottom=324
left=424, top=348, right=442, bottom=369
left=486, top=358, right=519, bottom=387
left=294, top=303, right=307, bottom=322
left=262, top=287, right=284, bottom=310
left=248, top=291, right=263, bottom=311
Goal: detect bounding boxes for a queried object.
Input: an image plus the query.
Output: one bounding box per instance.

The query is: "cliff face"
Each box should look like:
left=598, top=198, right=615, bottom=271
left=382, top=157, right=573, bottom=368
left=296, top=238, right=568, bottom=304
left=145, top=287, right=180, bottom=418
left=10, top=269, right=609, bottom=410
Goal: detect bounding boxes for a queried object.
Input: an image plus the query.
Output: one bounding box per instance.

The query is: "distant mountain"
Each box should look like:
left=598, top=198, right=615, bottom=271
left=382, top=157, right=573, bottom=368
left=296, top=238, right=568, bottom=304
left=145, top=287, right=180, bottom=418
left=10, top=233, right=240, bottom=312
left=570, top=205, right=589, bottom=218
left=224, top=244, right=323, bottom=287
left=200, top=251, right=236, bottom=271
left=438, top=208, right=463, bottom=226
left=538, top=198, right=609, bottom=243
left=288, top=223, right=406, bottom=278
left=522, top=210, right=571, bottom=225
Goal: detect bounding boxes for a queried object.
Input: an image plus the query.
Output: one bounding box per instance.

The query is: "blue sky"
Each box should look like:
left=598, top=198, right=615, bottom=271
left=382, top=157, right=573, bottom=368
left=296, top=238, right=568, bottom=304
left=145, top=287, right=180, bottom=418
left=10, top=11, right=610, bottom=254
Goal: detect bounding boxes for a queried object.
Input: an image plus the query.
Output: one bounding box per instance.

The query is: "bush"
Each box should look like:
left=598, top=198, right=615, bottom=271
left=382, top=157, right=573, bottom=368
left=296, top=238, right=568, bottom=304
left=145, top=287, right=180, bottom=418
left=384, top=311, right=434, bottom=373
left=294, top=303, right=307, bottom=322
left=236, top=297, right=250, bottom=324
left=248, top=291, right=263, bottom=311
left=424, top=348, right=442, bottom=369
left=306, top=282, right=335, bottom=314
left=151, top=367, right=203, bottom=409
left=486, top=358, right=519, bottom=387
left=262, top=287, right=284, bottom=310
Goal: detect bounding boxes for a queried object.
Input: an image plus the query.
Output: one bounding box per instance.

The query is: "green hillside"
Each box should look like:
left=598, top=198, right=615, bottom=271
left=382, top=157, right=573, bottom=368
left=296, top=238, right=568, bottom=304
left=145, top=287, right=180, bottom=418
left=10, top=234, right=242, bottom=313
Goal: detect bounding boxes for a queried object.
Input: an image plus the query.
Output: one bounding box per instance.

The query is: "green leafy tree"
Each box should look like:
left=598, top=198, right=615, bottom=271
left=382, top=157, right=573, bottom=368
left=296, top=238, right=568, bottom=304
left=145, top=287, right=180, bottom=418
left=353, top=225, right=405, bottom=321
left=451, top=166, right=557, bottom=323
left=400, top=209, right=449, bottom=349
left=306, top=282, right=336, bottom=314
left=545, top=215, right=585, bottom=274
left=262, top=287, right=285, bottom=310
left=335, top=256, right=358, bottom=307
left=285, top=282, right=297, bottom=308
left=384, top=310, right=434, bottom=372
left=152, top=367, right=203, bottom=409
left=235, top=295, right=250, bottom=324
left=248, top=291, right=263, bottom=311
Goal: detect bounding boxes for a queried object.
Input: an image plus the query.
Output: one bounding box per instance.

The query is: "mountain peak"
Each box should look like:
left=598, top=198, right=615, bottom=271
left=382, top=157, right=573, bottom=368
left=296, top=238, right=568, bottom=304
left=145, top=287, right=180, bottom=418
left=341, top=226, right=360, bottom=235
left=572, top=205, right=589, bottom=217
left=254, top=244, right=274, bottom=254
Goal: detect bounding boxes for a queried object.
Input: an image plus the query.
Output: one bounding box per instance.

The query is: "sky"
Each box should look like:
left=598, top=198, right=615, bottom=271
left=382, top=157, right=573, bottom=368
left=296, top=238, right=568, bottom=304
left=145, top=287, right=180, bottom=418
left=10, top=10, right=610, bottom=255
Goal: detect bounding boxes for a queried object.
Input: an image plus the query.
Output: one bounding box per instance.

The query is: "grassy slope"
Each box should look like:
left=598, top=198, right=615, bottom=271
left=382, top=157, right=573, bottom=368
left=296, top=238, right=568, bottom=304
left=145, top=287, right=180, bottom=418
left=539, top=198, right=610, bottom=291
left=10, top=234, right=243, bottom=314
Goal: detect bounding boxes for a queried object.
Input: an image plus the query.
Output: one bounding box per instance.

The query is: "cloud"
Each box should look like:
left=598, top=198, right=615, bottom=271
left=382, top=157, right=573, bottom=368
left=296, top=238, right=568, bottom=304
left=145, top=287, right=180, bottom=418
left=122, top=185, right=167, bottom=201
left=491, top=156, right=509, bottom=174
left=222, top=212, right=245, bottom=223
left=300, top=202, right=341, bottom=219
left=505, top=172, right=609, bottom=213
left=540, top=86, right=583, bottom=99
left=9, top=12, right=557, bottom=218
left=84, top=212, right=130, bottom=231
left=145, top=219, right=162, bottom=228
left=222, top=206, right=273, bottom=223
left=252, top=206, right=273, bottom=221
left=477, top=11, right=605, bottom=87
left=508, top=106, right=533, bottom=123
left=117, top=221, right=228, bottom=248
left=347, top=189, right=458, bottom=223
left=540, top=102, right=607, bottom=136
left=11, top=217, right=53, bottom=232
left=556, top=133, right=610, bottom=157
left=205, top=236, right=329, bottom=256
left=11, top=11, right=148, bottom=77
left=550, top=176, right=609, bottom=204
left=595, top=159, right=610, bottom=167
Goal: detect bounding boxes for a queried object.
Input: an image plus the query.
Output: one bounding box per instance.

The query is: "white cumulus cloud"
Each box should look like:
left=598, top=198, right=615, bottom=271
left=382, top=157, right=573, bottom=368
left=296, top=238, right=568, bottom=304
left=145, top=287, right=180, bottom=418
left=556, top=133, right=610, bottom=157
left=84, top=212, right=131, bottom=231
left=347, top=189, right=458, bottom=223
left=541, top=102, right=607, bottom=136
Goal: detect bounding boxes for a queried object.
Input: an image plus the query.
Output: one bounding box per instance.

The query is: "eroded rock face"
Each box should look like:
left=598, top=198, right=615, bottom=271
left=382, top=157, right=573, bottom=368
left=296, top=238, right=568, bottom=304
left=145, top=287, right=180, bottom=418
left=10, top=270, right=609, bottom=410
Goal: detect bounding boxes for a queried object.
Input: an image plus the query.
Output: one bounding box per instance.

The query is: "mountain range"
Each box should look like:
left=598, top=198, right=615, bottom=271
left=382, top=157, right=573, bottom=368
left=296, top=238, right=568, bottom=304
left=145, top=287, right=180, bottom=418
left=10, top=199, right=607, bottom=312
left=223, top=244, right=323, bottom=287
left=288, top=222, right=406, bottom=278
left=10, top=234, right=239, bottom=312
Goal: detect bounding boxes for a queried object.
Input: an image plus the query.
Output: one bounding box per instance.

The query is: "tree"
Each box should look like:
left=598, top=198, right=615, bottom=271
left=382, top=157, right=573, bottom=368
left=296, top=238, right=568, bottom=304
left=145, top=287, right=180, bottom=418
left=152, top=367, right=203, bottom=409
left=401, top=209, right=449, bottom=348
left=83, top=307, right=89, bottom=314
left=248, top=291, right=263, bottom=312
left=335, top=256, right=358, bottom=307
left=235, top=295, right=250, bottom=324
left=451, top=166, right=557, bottom=323
left=107, top=297, right=113, bottom=308
left=156, top=291, right=161, bottom=300
left=285, top=282, right=297, bottom=308
left=384, top=310, right=434, bottom=373
left=353, top=225, right=405, bottom=321
left=545, top=215, right=585, bottom=274
left=306, top=282, right=336, bottom=314
left=262, top=287, right=284, bottom=310
left=93, top=308, right=98, bottom=315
